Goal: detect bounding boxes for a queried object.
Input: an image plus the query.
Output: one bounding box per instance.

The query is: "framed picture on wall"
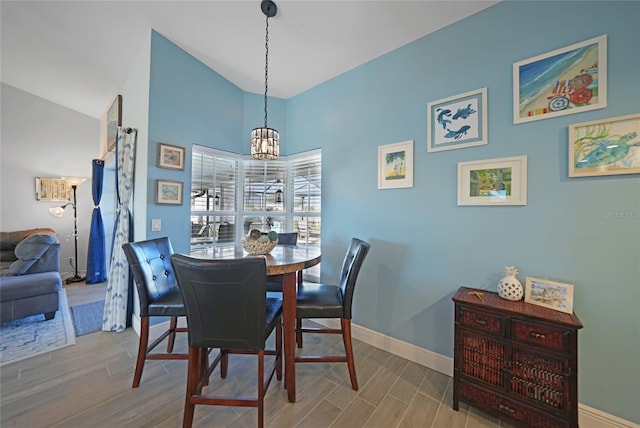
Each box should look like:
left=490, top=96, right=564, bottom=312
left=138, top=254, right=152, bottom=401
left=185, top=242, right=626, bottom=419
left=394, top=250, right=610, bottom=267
left=513, top=34, right=607, bottom=124
left=35, top=177, right=69, bottom=201
left=106, top=94, right=122, bottom=152
left=158, top=143, right=186, bottom=170
left=569, top=113, right=640, bottom=177
left=525, top=277, right=574, bottom=314
left=378, top=140, right=414, bottom=189
left=457, top=155, right=527, bottom=206
left=427, top=87, right=488, bottom=152
left=156, top=179, right=183, bottom=205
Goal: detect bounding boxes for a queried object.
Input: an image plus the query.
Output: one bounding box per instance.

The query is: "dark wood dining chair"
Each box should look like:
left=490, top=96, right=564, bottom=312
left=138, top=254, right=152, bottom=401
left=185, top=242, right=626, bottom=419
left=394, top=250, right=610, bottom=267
left=122, top=237, right=188, bottom=388
left=295, top=237, right=370, bottom=390
left=170, top=254, right=282, bottom=428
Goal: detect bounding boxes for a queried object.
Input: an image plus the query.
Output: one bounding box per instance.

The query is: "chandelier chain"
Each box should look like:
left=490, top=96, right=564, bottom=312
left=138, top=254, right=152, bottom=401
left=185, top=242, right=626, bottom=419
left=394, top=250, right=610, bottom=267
left=264, top=13, right=270, bottom=128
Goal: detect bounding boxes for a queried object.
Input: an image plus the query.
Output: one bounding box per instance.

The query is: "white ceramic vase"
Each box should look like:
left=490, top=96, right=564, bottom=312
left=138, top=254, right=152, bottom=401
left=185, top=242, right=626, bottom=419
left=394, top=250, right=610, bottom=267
left=497, top=266, right=523, bottom=301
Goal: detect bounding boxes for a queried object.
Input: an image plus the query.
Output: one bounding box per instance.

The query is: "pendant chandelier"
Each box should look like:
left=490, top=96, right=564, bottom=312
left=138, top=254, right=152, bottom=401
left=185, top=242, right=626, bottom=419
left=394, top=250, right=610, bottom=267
left=251, top=0, right=279, bottom=160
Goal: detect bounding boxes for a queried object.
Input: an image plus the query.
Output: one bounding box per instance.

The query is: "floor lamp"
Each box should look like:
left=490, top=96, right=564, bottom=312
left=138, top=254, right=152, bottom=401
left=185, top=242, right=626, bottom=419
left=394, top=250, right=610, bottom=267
left=49, top=177, right=87, bottom=284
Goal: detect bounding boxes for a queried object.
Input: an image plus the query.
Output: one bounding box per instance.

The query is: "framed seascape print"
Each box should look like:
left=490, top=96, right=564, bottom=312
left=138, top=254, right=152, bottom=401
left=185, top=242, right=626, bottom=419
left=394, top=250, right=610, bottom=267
left=457, top=155, right=527, bottom=206
left=427, top=87, right=488, bottom=152
left=569, top=113, right=640, bottom=177
left=378, top=140, right=413, bottom=189
left=156, top=179, right=183, bottom=205
left=513, top=34, right=607, bottom=124
left=525, top=277, right=574, bottom=314
left=106, top=94, right=122, bottom=152
left=158, top=143, right=186, bottom=170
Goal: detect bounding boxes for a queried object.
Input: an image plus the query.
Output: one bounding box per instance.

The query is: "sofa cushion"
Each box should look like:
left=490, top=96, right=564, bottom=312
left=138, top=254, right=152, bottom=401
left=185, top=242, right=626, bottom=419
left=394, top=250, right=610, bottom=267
left=8, top=234, right=59, bottom=275
left=0, top=271, right=62, bottom=302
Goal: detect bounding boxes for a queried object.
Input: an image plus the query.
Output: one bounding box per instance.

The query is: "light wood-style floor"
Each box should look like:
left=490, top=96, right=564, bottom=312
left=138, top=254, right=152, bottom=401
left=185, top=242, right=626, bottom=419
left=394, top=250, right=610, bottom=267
left=0, top=283, right=508, bottom=428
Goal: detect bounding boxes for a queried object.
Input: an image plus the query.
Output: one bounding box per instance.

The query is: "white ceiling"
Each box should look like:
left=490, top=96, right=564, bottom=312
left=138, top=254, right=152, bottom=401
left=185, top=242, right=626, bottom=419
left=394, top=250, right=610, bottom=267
left=1, top=0, right=499, bottom=119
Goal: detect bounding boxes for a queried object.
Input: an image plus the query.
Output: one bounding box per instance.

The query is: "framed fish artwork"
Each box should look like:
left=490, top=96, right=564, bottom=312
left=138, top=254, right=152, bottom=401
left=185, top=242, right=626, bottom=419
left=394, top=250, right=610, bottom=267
left=569, top=113, right=640, bottom=177
left=427, top=88, right=487, bottom=152
left=513, top=35, right=607, bottom=124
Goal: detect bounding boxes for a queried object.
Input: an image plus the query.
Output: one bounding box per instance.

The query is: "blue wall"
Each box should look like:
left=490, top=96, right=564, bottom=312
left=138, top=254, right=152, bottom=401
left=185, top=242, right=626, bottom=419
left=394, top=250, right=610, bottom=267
left=145, top=2, right=639, bottom=422
left=285, top=1, right=639, bottom=422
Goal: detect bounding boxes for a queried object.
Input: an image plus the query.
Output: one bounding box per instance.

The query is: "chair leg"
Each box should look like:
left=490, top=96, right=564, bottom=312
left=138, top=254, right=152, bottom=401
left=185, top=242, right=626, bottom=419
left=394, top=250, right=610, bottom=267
left=220, top=350, right=229, bottom=379
left=258, top=350, right=265, bottom=428
left=341, top=319, right=358, bottom=391
left=276, top=319, right=282, bottom=380
left=183, top=347, right=201, bottom=428
left=296, top=318, right=303, bottom=348
left=167, top=316, right=178, bottom=352
left=132, top=316, right=150, bottom=388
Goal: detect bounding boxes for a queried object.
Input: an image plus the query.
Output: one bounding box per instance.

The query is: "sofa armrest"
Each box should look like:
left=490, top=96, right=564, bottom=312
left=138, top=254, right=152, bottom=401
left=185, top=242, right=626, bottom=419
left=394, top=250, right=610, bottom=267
left=8, top=235, right=60, bottom=275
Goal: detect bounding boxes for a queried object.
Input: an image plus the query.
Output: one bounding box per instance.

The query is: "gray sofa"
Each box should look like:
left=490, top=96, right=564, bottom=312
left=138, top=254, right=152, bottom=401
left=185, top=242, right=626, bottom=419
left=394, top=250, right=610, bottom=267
left=0, top=228, right=62, bottom=322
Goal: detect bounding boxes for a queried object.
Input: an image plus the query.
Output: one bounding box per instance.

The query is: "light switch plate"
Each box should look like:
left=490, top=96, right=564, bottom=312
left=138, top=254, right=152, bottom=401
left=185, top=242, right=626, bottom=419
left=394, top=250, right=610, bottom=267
left=151, top=219, right=161, bottom=231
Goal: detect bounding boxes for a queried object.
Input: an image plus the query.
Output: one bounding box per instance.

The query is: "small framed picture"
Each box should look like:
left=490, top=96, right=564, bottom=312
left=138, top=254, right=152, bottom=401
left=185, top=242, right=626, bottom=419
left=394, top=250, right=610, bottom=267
left=156, top=179, right=183, bottom=205
left=457, top=155, right=527, bottom=206
left=525, top=277, right=574, bottom=314
left=427, top=87, right=488, bottom=152
left=569, top=113, right=640, bottom=177
left=35, top=177, right=69, bottom=201
left=513, top=34, right=607, bottom=124
left=158, top=143, right=186, bottom=170
left=106, top=94, right=122, bottom=152
left=378, top=140, right=414, bottom=189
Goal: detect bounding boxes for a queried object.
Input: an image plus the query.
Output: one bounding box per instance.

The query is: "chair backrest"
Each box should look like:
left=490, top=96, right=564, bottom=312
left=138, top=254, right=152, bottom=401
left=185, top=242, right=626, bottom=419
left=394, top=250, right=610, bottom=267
left=122, top=237, right=177, bottom=317
left=170, top=254, right=268, bottom=350
left=217, top=223, right=235, bottom=243
left=276, top=232, right=298, bottom=246
left=338, top=238, right=370, bottom=319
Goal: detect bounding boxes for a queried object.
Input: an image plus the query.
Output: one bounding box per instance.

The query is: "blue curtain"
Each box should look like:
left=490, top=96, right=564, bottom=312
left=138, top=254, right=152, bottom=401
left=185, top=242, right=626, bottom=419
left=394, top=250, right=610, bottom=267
left=85, top=159, right=107, bottom=284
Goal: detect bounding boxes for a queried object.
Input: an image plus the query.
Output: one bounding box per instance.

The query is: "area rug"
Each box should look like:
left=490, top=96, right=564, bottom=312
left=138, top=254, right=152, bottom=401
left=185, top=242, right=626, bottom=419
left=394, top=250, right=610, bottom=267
left=70, top=300, right=105, bottom=336
left=0, top=289, right=76, bottom=366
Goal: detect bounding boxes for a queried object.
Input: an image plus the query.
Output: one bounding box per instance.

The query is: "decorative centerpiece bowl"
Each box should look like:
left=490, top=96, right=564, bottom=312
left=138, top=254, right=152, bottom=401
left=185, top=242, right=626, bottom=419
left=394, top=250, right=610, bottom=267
left=241, top=230, right=278, bottom=255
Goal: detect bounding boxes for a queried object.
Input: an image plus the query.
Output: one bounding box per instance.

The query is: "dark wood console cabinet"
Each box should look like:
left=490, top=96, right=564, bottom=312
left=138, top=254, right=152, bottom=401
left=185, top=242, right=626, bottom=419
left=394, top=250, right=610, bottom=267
left=452, top=287, right=583, bottom=428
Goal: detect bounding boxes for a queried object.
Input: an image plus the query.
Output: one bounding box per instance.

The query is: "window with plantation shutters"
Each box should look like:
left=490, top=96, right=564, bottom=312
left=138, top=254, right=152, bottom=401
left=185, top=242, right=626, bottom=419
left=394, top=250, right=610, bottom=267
left=290, top=151, right=321, bottom=246
left=190, top=146, right=239, bottom=254
left=190, top=145, right=321, bottom=262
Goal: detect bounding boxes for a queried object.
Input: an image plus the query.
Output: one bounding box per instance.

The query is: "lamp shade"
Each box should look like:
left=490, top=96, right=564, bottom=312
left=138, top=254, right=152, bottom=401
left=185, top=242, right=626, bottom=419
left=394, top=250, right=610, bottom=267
left=61, top=176, right=87, bottom=187
left=49, top=205, right=68, bottom=217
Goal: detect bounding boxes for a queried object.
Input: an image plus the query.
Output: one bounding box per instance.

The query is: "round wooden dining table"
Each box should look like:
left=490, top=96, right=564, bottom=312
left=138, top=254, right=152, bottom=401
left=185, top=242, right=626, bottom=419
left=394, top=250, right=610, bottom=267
left=191, top=244, right=321, bottom=402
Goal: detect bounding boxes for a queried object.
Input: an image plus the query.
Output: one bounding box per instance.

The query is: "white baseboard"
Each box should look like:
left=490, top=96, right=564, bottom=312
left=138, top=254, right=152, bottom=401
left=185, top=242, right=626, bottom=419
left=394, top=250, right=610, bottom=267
left=133, top=315, right=638, bottom=428
left=309, top=318, right=638, bottom=428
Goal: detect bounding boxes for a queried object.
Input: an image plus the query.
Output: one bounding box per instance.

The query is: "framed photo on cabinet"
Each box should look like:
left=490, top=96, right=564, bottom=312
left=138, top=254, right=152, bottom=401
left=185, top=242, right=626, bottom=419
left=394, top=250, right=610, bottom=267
left=525, top=277, right=574, bottom=314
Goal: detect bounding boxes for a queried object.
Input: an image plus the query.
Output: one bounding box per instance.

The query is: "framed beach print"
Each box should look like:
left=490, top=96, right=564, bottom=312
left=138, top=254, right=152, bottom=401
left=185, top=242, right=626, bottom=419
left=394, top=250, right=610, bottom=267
left=378, top=140, right=413, bottom=189
left=106, top=94, right=122, bottom=152
left=35, top=177, right=69, bottom=201
left=457, top=155, right=527, bottom=206
left=525, top=277, right=574, bottom=314
left=427, top=87, right=488, bottom=152
left=158, top=143, right=186, bottom=170
left=569, top=113, right=640, bottom=177
left=156, top=179, right=183, bottom=205
left=513, top=34, right=606, bottom=124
